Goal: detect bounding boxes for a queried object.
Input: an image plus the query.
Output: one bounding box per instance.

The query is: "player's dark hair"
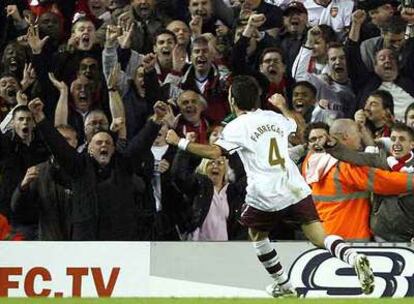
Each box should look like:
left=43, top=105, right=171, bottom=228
left=231, top=75, right=260, bottom=111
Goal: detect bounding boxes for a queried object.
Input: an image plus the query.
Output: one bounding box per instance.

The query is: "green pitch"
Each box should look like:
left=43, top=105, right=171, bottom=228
left=1, top=298, right=414, bottom=304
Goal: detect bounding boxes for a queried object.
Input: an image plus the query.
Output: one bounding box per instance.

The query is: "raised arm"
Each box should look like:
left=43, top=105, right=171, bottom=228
left=340, top=163, right=414, bottom=196
left=49, top=73, right=69, bottom=126
left=325, top=140, right=389, bottom=170
left=122, top=101, right=167, bottom=157
left=231, top=14, right=266, bottom=75
left=268, top=93, right=305, bottom=144
left=102, top=25, right=131, bottom=96
left=166, top=129, right=223, bottom=159
left=106, top=63, right=126, bottom=120
left=28, top=99, right=84, bottom=177
left=292, top=27, right=318, bottom=81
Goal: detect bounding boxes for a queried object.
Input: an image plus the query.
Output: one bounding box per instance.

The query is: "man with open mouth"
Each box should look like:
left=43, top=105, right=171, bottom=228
left=342, top=10, right=414, bottom=122
left=293, top=25, right=356, bottom=120
left=0, top=75, right=21, bottom=119
left=1, top=43, right=27, bottom=79
left=29, top=98, right=169, bottom=240
left=163, top=36, right=229, bottom=124
left=0, top=105, right=50, bottom=240
left=175, top=90, right=209, bottom=144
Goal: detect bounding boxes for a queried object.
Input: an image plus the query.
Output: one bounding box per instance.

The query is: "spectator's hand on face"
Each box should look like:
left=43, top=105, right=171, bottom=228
left=166, top=129, right=180, bottom=146
left=158, top=159, right=170, bottom=173
left=384, top=110, right=394, bottom=125
left=354, top=109, right=367, bottom=127
left=190, top=15, right=203, bottom=38
left=351, top=9, right=367, bottom=27
left=185, top=131, right=197, bottom=143
left=322, top=133, right=337, bottom=149
left=142, top=53, right=157, bottom=73
left=20, top=166, right=39, bottom=191
left=67, top=34, right=80, bottom=52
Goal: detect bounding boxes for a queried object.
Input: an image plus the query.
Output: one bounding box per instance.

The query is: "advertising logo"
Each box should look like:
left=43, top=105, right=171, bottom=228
left=289, top=247, right=414, bottom=298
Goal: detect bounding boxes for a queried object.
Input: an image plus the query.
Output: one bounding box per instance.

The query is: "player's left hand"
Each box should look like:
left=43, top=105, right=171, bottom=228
left=166, top=129, right=180, bottom=146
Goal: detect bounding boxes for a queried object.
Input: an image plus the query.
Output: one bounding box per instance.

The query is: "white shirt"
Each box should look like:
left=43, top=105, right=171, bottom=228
left=379, top=82, right=414, bottom=122
left=215, top=109, right=311, bottom=212
left=151, top=145, right=169, bottom=212
left=304, top=0, right=354, bottom=33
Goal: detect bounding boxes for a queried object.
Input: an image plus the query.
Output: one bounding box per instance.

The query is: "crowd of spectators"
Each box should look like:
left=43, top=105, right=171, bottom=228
left=1, top=0, right=414, bottom=242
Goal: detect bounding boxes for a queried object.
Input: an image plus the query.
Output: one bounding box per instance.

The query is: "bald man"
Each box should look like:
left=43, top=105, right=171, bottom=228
left=301, top=118, right=414, bottom=241
left=329, top=119, right=363, bottom=151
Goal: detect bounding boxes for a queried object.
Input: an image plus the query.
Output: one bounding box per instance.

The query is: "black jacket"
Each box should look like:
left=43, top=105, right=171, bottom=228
left=171, top=151, right=247, bottom=240
left=0, top=131, right=49, bottom=222
left=11, top=158, right=72, bottom=240
left=36, top=118, right=161, bottom=240
left=135, top=145, right=185, bottom=240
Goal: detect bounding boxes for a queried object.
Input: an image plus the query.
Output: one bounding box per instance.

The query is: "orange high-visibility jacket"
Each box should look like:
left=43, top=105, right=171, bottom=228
left=302, top=153, right=414, bottom=240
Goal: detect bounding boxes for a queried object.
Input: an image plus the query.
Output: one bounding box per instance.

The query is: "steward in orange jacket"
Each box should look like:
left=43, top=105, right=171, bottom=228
left=302, top=152, right=414, bottom=240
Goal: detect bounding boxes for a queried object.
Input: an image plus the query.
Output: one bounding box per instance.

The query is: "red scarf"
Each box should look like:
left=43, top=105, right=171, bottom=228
left=177, top=118, right=209, bottom=144
left=391, top=152, right=413, bottom=172
left=265, top=78, right=287, bottom=110
left=308, top=57, right=316, bottom=73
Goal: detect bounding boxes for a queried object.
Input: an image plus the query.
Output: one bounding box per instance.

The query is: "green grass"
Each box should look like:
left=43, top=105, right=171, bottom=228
left=1, top=298, right=413, bottom=304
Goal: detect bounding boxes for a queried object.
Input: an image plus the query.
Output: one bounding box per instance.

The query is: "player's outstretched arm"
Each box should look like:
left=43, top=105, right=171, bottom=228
left=166, top=129, right=223, bottom=159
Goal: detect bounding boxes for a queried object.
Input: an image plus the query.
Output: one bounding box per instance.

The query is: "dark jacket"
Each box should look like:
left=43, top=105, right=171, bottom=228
left=171, top=151, right=247, bottom=240
left=36, top=118, right=161, bottom=240
left=11, top=158, right=72, bottom=240
left=134, top=145, right=185, bottom=240
left=0, top=130, right=50, bottom=222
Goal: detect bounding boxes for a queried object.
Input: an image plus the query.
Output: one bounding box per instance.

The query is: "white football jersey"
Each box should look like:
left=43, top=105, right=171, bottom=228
left=215, top=109, right=311, bottom=212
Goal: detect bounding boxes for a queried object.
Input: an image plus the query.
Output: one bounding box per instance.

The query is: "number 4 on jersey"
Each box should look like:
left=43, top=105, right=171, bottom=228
left=268, top=138, right=285, bottom=169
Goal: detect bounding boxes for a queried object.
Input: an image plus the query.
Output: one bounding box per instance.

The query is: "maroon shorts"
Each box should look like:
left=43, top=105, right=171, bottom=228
left=238, top=195, right=320, bottom=232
